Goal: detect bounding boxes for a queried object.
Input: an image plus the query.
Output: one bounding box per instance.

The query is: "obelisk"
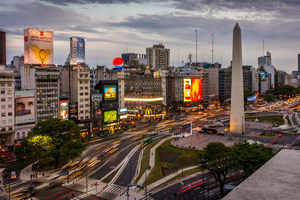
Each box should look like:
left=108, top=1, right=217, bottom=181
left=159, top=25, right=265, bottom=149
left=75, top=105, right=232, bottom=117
left=230, top=23, right=245, bottom=134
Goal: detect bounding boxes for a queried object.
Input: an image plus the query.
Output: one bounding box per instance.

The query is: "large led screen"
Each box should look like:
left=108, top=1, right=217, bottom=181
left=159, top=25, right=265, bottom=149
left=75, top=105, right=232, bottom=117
left=184, top=78, right=202, bottom=102
left=104, top=110, right=118, bottom=124
left=15, top=90, right=35, bottom=124
left=24, top=28, right=53, bottom=65
left=59, top=100, right=69, bottom=120
left=104, top=85, right=117, bottom=100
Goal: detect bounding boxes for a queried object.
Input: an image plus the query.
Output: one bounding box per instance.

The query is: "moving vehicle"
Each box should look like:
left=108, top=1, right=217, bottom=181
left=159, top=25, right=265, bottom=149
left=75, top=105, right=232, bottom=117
left=177, top=180, right=205, bottom=194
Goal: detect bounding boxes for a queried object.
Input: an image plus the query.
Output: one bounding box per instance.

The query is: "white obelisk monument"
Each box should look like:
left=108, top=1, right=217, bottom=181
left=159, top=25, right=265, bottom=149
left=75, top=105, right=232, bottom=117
left=230, top=23, right=245, bottom=134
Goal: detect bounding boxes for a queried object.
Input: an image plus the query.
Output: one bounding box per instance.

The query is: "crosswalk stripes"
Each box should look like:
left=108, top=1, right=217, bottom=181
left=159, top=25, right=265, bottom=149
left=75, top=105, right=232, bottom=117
left=103, top=184, right=126, bottom=194
left=139, top=195, right=156, bottom=200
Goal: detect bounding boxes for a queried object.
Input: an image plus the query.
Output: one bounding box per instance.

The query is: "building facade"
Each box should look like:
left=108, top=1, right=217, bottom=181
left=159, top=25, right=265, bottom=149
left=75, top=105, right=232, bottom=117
left=14, top=89, right=35, bottom=142
left=118, top=68, right=167, bottom=119
left=146, top=44, right=170, bottom=71
left=60, top=65, right=91, bottom=133
left=0, top=68, right=15, bottom=146
left=21, top=65, right=60, bottom=121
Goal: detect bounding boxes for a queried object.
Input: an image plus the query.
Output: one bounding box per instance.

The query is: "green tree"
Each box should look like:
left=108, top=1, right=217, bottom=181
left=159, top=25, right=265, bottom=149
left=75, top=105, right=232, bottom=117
left=244, top=90, right=255, bottom=104
left=232, top=143, right=273, bottom=177
left=263, top=94, right=276, bottom=102
left=199, top=142, right=237, bottom=197
left=15, top=119, right=86, bottom=169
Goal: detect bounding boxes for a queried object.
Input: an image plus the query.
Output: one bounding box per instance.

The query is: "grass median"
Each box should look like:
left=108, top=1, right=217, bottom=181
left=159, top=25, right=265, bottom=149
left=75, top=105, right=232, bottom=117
left=145, top=139, right=202, bottom=186
left=135, top=139, right=162, bottom=183
left=246, top=115, right=284, bottom=125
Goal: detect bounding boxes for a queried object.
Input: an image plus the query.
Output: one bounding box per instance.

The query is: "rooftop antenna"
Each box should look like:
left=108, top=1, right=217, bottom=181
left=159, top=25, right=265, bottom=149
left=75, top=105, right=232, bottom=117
left=211, top=33, right=214, bottom=65
left=195, top=29, right=198, bottom=64
left=263, top=39, right=265, bottom=56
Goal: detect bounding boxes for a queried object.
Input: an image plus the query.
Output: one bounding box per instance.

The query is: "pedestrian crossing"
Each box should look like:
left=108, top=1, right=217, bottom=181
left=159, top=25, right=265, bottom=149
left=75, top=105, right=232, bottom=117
left=139, top=195, right=156, bottom=200
left=97, top=184, right=126, bottom=199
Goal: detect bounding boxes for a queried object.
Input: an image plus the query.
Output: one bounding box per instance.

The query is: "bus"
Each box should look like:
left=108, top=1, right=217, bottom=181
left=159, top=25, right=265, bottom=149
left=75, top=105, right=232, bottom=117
left=177, top=180, right=205, bottom=194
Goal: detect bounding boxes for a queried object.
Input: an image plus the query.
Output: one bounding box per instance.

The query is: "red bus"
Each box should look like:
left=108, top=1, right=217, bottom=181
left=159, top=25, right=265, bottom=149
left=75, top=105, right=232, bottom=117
left=177, top=180, right=205, bottom=194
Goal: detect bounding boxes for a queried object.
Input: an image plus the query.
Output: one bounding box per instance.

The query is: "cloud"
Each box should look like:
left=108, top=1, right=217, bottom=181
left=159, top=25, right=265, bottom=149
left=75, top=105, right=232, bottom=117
left=40, top=0, right=160, bottom=6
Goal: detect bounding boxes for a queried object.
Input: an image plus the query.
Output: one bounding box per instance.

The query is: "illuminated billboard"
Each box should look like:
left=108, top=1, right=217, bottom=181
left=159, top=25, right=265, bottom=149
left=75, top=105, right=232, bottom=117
left=59, top=100, right=69, bottom=120
left=104, top=110, right=118, bottom=124
left=184, top=78, right=202, bottom=102
left=24, top=28, right=53, bottom=65
left=15, top=90, right=35, bottom=124
left=70, top=37, right=85, bottom=65
left=104, top=85, right=117, bottom=100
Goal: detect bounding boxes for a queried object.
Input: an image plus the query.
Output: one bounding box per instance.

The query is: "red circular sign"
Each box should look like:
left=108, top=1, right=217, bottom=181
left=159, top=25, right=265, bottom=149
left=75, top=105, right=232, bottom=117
left=113, top=57, right=124, bottom=66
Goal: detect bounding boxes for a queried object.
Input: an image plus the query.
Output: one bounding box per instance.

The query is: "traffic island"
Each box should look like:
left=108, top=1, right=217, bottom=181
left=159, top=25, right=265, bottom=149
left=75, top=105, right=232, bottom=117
left=144, top=139, right=202, bottom=186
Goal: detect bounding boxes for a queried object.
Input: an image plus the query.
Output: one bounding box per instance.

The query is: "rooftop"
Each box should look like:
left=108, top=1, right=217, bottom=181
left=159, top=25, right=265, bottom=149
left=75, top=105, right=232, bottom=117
left=223, top=149, right=300, bottom=200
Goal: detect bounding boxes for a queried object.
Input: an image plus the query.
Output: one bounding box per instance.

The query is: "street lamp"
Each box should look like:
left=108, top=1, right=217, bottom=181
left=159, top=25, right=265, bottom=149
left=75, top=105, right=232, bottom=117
left=145, top=165, right=151, bottom=200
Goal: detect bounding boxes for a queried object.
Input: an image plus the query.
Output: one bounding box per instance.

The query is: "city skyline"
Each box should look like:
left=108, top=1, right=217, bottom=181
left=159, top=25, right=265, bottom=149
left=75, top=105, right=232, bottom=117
left=1, top=0, right=300, bottom=71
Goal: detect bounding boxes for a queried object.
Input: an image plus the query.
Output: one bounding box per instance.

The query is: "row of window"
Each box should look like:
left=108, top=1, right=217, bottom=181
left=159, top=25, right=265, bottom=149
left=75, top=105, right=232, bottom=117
left=80, top=92, right=89, bottom=96
left=80, top=98, right=90, bottom=102
left=80, top=86, right=89, bottom=90
left=1, top=113, right=13, bottom=117
left=0, top=126, right=13, bottom=132
left=1, top=105, right=13, bottom=109
left=0, top=119, right=13, bottom=125
left=79, top=104, right=90, bottom=108
left=0, top=83, right=12, bottom=87
left=79, top=81, right=89, bottom=84
left=1, top=97, right=13, bottom=102
left=1, top=89, right=13, bottom=95
left=79, top=74, right=89, bottom=78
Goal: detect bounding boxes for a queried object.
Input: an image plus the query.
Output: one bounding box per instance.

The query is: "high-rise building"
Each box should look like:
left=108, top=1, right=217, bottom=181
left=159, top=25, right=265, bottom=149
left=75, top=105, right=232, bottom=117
left=258, top=51, right=272, bottom=67
left=21, top=66, right=60, bottom=121
left=60, top=65, right=91, bottom=132
left=203, top=68, right=219, bottom=103
left=230, top=23, right=245, bottom=135
left=65, top=37, right=86, bottom=65
left=0, top=68, right=15, bottom=146
left=0, top=31, right=6, bottom=65
left=122, top=53, right=147, bottom=66
left=146, top=44, right=170, bottom=70
left=219, top=67, right=232, bottom=102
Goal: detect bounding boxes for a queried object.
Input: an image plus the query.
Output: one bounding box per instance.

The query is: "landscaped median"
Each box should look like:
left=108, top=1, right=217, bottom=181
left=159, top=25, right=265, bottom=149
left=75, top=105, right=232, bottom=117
left=135, top=138, right=164, bottom=183
left=144, top=139, right=202, bottom=186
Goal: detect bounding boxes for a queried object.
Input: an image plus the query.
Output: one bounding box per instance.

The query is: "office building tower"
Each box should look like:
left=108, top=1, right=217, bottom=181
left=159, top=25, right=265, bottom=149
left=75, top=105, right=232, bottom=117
left=60, top=65, right=91, bottom=131
left=0, top=68, right=15, bottom=146
left=146, top=44, right=170, bottom=70
left=21, top=66, right=60, bottom=121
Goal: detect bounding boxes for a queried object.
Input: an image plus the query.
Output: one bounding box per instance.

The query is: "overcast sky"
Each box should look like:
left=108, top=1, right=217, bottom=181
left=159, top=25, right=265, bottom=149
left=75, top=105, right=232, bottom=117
left=1, top=0, right=300, bottom=72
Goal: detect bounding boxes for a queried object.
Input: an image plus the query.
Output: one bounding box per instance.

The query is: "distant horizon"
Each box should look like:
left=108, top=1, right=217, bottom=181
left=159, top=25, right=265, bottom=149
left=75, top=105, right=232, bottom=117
left=2, top=0, right=300, bottom=72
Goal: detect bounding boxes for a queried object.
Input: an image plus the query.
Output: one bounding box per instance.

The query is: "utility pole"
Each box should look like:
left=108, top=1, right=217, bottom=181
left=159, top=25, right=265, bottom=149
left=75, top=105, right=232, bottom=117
left=195, top=29, right=198, bottom=64
left=211, top=33, right=214, bottom=65
left=86, top=175, right=88, bottom=193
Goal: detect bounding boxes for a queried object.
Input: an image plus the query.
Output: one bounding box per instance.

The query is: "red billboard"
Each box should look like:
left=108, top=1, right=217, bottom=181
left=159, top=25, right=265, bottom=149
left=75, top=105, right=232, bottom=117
left=184, top=78, right=202, bottom=102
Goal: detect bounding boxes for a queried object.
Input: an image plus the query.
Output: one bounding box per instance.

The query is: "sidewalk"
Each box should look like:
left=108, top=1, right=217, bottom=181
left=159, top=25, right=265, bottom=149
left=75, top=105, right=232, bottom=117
left=146, top=165, right=199, bottom=191
left=137, top=137, right=171, bottom=186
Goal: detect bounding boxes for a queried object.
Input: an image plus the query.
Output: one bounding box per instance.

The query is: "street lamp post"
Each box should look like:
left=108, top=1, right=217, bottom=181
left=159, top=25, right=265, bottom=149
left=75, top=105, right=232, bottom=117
left=145, top=165, right=151, bottom=200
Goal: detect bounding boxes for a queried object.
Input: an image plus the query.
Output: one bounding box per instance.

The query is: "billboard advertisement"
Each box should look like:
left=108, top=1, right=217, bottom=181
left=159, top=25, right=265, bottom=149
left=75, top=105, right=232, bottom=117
left=15, top=90, right=35, bottom=124
left=184, top=78, right=202, bottom=102
left=69, top=103, right=78, bottom=120
left=70, top=37, right=85, bottom=65
left=24, top=28, right=53, bottom=65
left=104, top=85, right=117, bottom=100
left=103, top=110, right=118, bottom=124
left=59, top=100, right=69, bottom=120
